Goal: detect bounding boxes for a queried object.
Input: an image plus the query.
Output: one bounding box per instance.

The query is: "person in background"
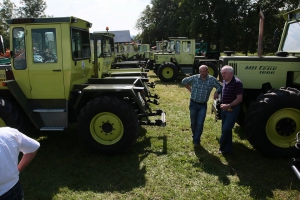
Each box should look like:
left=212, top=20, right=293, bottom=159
left=182, top=65, right=222, bottom=147
left=219, top=65, right=243, bottom=154
left=0, top=127, right=40, bottom=200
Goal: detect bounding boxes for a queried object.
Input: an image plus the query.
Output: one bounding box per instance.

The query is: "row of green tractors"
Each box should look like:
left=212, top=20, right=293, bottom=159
left=0, top=17, right=165, bottom=155
left=1, top=6, right=300, bottom=167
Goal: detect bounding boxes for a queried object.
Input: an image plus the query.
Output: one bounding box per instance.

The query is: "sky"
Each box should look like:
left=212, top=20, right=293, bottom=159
left=12, top=0, right=151, bottom=36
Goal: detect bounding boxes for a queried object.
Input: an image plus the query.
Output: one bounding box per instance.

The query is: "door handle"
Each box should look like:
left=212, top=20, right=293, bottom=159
left=53, top=69, right=61, bottom=72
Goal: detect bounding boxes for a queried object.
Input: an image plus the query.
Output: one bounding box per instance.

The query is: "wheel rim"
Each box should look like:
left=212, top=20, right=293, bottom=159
left=0, top=118, right=6, bottom=127
left=90, top=112, right=124, bottom=145
left=207, top=67, right=214, bottom=76
left=266, top=108, right=300, bottom=148
left=162, top=67, right=174, bottom=78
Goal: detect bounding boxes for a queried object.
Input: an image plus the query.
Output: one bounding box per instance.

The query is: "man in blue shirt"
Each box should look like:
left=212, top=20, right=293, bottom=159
left=182, top=65, right=222, bottom=147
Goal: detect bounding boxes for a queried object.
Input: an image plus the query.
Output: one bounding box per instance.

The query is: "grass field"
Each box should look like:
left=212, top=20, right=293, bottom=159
left=20, top=71, right=300, bottom=200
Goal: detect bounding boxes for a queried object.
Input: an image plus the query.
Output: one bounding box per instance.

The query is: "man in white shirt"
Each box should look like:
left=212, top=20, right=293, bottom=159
left=0, top=127, right=40, bottom=200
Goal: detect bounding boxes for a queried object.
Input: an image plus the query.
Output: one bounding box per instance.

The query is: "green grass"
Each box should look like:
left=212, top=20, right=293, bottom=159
left=21, top=71, right=300, bottom=200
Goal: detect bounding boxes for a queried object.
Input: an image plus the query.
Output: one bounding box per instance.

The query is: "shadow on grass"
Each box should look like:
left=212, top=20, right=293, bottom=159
left=193, top=142, right=300, bottom=199
left=233, top=125, right=248, bottom=140
left=223, top=142, right=300, bottom=199
left=193, top=146, right=231, bottom=185
left=20, top=125, right=167, bottom=200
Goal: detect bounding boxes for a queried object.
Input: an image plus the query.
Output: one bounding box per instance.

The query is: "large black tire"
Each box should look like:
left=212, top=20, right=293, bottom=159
left=146, top=60, right=154, bottom=70
left=244, top=88, right=300, bottom=158
left=0, top=98, right=27, bottom=132
left=235, top=105, right=245, bottom=126
left=114, top=56, right=125, bottom=63
left=77, top=96, right=139, bottom=154
left=157, top=62, right=178, bottom=82
left=235, top=101, right=251, bottom=126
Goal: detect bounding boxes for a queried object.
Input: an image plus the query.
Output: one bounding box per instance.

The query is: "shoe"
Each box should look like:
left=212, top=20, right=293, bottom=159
left=193, top=143, right=201, bottom=148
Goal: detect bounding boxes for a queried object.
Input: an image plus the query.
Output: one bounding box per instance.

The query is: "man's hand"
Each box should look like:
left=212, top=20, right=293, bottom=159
left=220, top=104, right=231, bottom=111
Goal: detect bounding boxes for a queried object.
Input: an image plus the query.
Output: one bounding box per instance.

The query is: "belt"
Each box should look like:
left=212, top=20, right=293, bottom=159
left=190, top=99, right=206, bottom=104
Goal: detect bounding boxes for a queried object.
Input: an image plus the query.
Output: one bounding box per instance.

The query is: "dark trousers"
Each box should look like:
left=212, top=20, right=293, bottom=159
left=189, top=100, right=207, bottom=144
left=220, top=105, right=240, bottom=153
left=0, top=182, right=23, bottom=200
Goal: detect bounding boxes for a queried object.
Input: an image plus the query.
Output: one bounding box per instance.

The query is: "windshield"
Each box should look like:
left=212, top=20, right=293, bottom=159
left=167, top=40, right=175, bottom=52
left=282, top=22, right=300, bottom=51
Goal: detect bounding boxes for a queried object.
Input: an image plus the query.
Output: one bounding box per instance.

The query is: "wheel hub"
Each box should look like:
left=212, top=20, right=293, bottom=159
left=101, top=121, right=113, bottom=134
left=90, top=112, right=124, bottom=145
left=162, top=67, right=173, bottom=78
left=275, top=118, right=296, bottom=137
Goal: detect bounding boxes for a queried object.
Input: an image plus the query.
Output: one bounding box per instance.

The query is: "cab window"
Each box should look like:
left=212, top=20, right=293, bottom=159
left=71, top=28, right=91, bottom=60
left=12, top=28, right=26, bottom=69
left=32, top=28, right=57, bottom=63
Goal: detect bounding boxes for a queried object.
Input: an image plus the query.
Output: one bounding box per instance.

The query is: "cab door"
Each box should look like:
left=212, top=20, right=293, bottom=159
left=26, top=25, right=64, bottom=99
left=177, top=40, right=194, bottom=65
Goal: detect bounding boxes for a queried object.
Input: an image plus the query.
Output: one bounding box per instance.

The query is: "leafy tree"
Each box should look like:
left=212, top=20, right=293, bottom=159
left=17, top=0, right=47, bottom=18
left=0, top=0, right=47, bottom=50
left=0, top=0, right=17, bottom=49
left=136, top=0, right=180, bottom=45
left=136, top=0, right=300, bottom=55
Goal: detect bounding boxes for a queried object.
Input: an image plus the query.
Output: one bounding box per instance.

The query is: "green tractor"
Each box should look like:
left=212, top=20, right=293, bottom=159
left=195, top=42, right=220, bottom=60
left=145, top=40, right=171, bottom=70
left=114, top=43, right=146, bottom=62
left=153, top=37, right=219, bottom=82
left=212, top=8, right=300, bottom=158
left=0, top=17, right=166, bottom=155
left=90, top=31, right=159, bottom=105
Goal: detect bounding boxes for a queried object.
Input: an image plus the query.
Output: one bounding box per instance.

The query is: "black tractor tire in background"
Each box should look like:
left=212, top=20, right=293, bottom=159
left=235, top=100, right=252, bottom=126
left=0, top=98, right=27, bottom=132
left=202, top=62, right=218, bottom=78
left=244, top=88, right=300, bottom=158
left=114, top=56, right=125, bottom=63
left=77, top=96, right=139, bottom=154
left=146, top=60, right=154, bottom=70
left=235, top=105, right=245, bottom=126
left=157, top=62, right=178, bottom=82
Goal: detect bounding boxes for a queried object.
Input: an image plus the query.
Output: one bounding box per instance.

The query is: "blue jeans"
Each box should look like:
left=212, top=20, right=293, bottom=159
left=0, top=181, right=24, bottom=200
left=189, top=100, right=207, bottom=144
left=220, top=105, right=240, bottom=153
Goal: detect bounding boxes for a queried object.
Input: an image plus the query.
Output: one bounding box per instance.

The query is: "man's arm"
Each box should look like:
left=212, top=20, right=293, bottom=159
left=220, top=94, right=243, bottom=110
left=18, top=150, right=38, bottom=172
left=213, top=77, right=222, bottom=99
left=184, top=84, right=191, bottom=92
left=228, top=94, right=243, bottom=107
left=182, top=76, right=194, bottom=92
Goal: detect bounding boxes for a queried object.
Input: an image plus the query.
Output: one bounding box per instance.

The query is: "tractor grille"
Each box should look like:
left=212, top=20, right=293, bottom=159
left=229, top=63, right=237, bottom=75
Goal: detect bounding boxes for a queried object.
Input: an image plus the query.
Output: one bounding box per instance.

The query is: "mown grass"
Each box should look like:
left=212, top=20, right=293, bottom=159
left=21, top=71, right=300, bottom=200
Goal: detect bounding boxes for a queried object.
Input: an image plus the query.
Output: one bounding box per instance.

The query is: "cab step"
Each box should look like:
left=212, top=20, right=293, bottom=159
left=40, top=127, right=65, bottom=131
left=33, top=108, right=66, bottom=112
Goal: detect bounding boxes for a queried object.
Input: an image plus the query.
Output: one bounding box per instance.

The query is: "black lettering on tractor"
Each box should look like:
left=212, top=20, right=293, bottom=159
left=259, top=71, right=275, bottom=74
left=259, top=66, right=277, bottom=70
left=245, top=66, right=257, bottom=70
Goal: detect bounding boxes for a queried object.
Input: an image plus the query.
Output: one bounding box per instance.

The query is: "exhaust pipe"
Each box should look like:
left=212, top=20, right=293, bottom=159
left=258, top=7, right=264, bottom=57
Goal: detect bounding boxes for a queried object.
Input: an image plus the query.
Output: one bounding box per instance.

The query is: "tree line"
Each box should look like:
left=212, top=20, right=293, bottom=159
left=135, top=0, right=300, bottom=55
left=0, top=0, right=299, bottom=55
left=0, top=0, right=47, bottom=49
